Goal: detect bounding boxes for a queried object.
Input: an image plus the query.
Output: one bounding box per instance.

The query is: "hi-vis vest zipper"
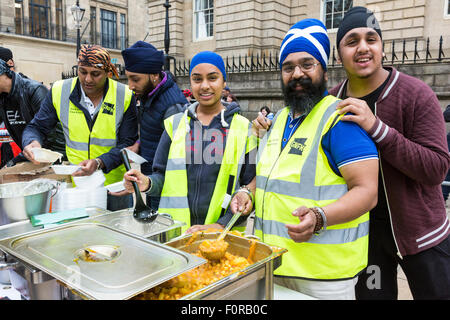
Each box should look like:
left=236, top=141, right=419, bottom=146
left=255, top=95, right=369, bottom=280
left=52, top=77, right=132, bottom=186
left=158, top=110, right=257, bottom=233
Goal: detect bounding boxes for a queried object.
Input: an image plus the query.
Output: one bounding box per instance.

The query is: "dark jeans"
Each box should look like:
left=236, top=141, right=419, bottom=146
left=107, top=193, right=133, bottom=212
left=443, top=132, right=450, bottom=201
left=355, top=218, right=450, bottom=300
left=146, top=194, right=160, bottom=211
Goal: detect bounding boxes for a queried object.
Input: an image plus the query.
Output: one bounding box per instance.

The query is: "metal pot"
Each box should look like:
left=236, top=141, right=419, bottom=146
left=0, top=180, right=59, bottom=226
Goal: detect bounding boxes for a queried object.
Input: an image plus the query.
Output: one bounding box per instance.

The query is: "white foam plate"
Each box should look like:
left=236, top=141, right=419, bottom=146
left=72, top=170, right=106, bottom=189
left=51, top=165, right=81, bottom=175
left=31, top=148, right=63, bottom=163
left=105, top=180, right=126, bottom=193
left=125, top=149, right=148, bottom=164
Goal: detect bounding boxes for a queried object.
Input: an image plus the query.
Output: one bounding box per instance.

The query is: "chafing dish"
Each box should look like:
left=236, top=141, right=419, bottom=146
left=0, top=207, right=186, bottom=300
left=0, top=221, right=204, bottom=300
left=137, top=232, right=287, bottom=300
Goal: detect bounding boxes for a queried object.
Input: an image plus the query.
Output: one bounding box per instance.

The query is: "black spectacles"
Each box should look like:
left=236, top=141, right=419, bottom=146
left=282, top=62, right=320, bottom=74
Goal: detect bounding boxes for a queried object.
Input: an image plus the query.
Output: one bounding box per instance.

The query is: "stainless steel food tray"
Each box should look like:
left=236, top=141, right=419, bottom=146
left=144, top=232, right=287, bottom=300
left=0, top=222, right=205, bottom=300
left=85, top=208, right=184, bottom=242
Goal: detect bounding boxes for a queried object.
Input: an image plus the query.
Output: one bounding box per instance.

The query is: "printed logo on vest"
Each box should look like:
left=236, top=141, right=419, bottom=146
left=69, top=106, right=84, bottom=114
left=289, top=138, right=307, bottom=156
left=102, top=102, right=115, bottom=115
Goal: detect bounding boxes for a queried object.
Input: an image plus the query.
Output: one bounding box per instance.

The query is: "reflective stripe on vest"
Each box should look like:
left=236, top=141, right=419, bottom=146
left=158, top=110, right=255, bottom=233
left=255, top=95, right=369, bottom=280
left=52, top=77, right=132, bottom=185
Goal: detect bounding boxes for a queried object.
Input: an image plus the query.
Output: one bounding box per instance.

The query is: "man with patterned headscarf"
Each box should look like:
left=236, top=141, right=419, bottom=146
left=23, top=44, right=138, bottom=211
left=253, top=18, right=379, bottom=299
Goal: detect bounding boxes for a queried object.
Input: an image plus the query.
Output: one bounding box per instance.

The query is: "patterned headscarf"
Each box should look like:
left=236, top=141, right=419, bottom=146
left=78, top=44, right=119, bottom=78
left=279, top=19, right=330, bottom=71
left=0, top=59, right=13, bottom=78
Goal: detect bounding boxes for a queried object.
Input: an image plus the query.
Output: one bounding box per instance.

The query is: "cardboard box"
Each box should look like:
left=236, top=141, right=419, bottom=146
left=0, top=161, right=72, bottom=184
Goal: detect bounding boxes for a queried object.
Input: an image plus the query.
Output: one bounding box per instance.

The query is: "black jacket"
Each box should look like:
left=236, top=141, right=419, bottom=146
left=444, top=105, right=450, bottom=123
left=0, top=72, right=66, bottom=157
left=139, top=71, right=187, bottom=175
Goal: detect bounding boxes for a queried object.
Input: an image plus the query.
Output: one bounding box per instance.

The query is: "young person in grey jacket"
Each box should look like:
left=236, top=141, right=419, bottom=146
left=123, top=51, right=256, bottom=233
left=330, top=6, right=450, bottom=300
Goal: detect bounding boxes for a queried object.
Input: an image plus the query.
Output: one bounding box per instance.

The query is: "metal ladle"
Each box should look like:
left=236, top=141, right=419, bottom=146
left=120, top=149, right=157, bottom=223
left=199, top=211, right=242, bottom=260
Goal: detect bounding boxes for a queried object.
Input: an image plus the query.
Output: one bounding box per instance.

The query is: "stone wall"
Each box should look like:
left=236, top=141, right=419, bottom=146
left=175, top=62, right=450, bottom=120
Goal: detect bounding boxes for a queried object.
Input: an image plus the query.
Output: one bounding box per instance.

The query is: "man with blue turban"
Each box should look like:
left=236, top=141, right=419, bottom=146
left=118, top=41, right=187, bottom=210
left=253, top=18, right=379, bottom=299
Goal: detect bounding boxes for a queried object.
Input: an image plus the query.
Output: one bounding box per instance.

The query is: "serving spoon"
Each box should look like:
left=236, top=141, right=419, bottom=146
left=199, top=211, right=242, bottom=260
left=120, top=149, right=157, bottom=223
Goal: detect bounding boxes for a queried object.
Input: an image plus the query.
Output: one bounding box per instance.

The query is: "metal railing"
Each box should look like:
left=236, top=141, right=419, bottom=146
left=61, top=63, right=126, bottom=80
left=173, top=36, right=449, bottom=77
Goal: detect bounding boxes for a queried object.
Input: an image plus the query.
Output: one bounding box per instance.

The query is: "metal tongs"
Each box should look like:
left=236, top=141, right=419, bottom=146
left=120, top=149, right=157, bottom=223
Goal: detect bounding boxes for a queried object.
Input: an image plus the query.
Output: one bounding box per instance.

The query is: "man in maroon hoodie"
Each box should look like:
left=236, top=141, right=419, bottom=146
left=330, top=6, right=450, bottom=299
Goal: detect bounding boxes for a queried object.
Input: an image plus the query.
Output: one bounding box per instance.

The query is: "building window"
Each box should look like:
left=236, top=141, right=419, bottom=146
left=100, top=9, right=117, bottom=49
left=90, top=7, right=97, bottom=44
left=29, top=0, right=50, bottom=38
left=120, top=14, right=127, bottom=50
left=194, top=0, right=214, bottom=40
left=324, top=0, right=353, bottom=30
left=55, top=0, right=64, bottom=40
left=446, top=0, right=450, bottom=17
left=14, top=0, right=24, bottom=35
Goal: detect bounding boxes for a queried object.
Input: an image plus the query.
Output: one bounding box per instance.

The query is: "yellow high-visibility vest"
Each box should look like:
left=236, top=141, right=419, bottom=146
left=255, top=95, right=369, bottom=280
left=159, top=109, right=257, bottom=233
left=52, top=77, right=132, bottom=186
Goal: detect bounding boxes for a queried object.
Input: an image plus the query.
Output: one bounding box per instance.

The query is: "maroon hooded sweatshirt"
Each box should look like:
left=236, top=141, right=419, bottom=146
left=330, top=66, right=450, bottom=257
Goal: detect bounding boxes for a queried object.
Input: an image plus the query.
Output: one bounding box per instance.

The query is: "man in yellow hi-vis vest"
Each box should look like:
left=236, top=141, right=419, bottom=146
left=22, top=45, right=138, bottom=211
left=252, top=19, right=379, bottom=299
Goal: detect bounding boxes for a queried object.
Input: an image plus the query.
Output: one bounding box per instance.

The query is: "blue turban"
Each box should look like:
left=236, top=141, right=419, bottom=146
left=279, top=19, right=330, bottom=71
left=121, top=41, right=164, bottom=74
left=0, top=59, right=13, bottom=78
left=189, top=51, right=226, bottom=81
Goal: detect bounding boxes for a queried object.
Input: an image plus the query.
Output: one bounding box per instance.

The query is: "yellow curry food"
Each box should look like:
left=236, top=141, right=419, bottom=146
left=134, top=230, right=257, bottom=300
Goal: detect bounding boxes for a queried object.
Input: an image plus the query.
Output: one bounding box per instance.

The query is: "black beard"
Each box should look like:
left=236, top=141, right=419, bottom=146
left=142, top=80, right=155, bottom=98
left=282, top=75, right=327, bottom=116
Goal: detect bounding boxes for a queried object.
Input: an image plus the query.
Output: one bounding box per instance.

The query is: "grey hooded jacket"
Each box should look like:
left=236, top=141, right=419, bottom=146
left=147, top=101, right=256, bottom=226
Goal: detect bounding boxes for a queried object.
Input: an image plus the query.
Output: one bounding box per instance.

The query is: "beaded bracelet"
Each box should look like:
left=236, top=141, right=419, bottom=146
left=311, top=206, right=327, bottom=235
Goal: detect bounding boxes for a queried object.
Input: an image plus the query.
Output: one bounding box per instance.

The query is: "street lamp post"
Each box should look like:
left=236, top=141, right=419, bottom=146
left=163, top=0, right=171, bottom=71
left=71, top=0, right=85, bottom=58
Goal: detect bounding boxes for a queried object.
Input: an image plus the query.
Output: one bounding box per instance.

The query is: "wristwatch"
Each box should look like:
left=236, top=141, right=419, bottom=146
left=95, top=158, right=102, bottom=171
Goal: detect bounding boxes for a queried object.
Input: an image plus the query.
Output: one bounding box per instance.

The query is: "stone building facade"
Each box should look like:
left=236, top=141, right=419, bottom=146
left=0, top=0, right=148, bottom=85
left=147, top=0, right=450, bottom=61
left=146, top=0, right=450, bottom=119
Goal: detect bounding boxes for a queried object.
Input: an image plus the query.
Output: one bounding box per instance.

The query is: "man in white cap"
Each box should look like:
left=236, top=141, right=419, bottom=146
left=253, top=18, right=379, bottom=299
